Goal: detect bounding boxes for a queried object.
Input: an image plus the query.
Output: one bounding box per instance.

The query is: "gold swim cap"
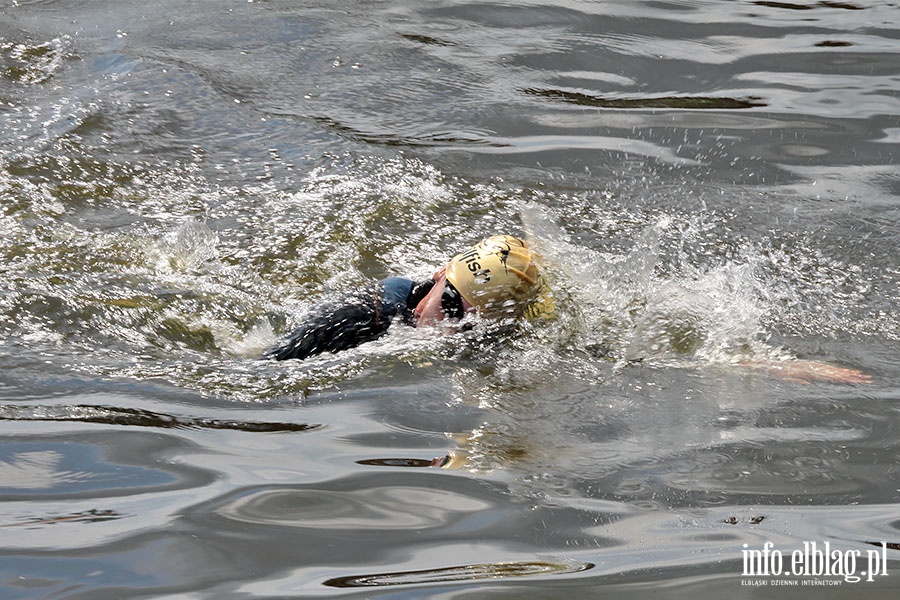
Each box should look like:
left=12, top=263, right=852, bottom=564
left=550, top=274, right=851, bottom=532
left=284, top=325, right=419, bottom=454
left=445, top=235, right=548, bottom=318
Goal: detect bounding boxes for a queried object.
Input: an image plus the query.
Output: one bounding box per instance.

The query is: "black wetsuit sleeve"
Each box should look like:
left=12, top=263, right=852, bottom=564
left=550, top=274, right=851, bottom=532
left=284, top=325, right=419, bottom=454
left=265, top=278, right=426, bottom=361
left=264, top=292, right=384, bottom=361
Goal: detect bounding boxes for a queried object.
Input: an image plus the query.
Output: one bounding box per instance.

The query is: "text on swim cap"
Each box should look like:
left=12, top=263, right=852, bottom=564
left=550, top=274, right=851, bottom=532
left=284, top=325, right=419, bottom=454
left=459, top=248, right=491, bottom=283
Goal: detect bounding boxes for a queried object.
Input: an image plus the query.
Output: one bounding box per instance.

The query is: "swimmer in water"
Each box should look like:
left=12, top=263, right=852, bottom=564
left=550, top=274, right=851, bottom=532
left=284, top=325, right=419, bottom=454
left=265, top=234, right=549, bottom=361
left=265, top=234, right=870, bottom=385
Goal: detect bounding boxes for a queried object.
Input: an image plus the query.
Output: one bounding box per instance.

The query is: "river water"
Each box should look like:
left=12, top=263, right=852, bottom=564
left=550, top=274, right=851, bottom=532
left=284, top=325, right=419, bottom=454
left=1, top=0, right=898, bottom=598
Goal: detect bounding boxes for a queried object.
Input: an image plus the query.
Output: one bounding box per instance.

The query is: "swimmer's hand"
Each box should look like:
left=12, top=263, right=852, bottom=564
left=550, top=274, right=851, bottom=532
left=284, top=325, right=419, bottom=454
left=738, top=359, right=872, bottom=385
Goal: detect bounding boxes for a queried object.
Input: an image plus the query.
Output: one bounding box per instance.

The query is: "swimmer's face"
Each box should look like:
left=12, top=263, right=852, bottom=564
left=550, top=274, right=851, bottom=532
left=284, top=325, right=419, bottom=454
left=413, top=267, right=475, bottom=327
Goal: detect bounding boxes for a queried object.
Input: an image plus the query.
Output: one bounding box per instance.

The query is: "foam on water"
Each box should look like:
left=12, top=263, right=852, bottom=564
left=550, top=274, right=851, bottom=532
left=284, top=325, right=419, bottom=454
left=1, top=36, right=72, bottom=86
left=520, top=205, right=772, bottom=373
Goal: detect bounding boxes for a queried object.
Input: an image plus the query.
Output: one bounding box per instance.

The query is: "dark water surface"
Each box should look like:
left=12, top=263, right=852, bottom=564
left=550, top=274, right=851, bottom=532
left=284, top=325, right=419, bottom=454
left=1, top=0, right=899, bottom=598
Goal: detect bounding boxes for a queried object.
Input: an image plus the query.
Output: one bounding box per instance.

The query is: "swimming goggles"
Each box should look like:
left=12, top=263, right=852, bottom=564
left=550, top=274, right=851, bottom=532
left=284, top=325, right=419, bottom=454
left=440, top=280, right=465, bottom=321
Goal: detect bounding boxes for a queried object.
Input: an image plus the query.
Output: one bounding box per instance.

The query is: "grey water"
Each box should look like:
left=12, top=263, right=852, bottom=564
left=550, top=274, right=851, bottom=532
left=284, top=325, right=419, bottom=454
left=1, top=0, right=899, bottom=598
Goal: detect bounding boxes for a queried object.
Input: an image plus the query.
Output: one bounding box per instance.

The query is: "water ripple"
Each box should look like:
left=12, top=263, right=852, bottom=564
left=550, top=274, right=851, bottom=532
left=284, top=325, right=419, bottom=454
left=323, top=559, right=594, bottom=587
left=0, top=404, right=322, bottom=432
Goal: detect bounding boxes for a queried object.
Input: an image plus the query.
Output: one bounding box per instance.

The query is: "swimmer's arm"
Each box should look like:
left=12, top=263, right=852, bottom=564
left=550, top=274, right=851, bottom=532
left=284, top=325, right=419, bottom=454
left=264, top=296, right=387, bottom=361
left=264, top=278, right=417, bottom=361
left=737, top=359, right=872, bottom=384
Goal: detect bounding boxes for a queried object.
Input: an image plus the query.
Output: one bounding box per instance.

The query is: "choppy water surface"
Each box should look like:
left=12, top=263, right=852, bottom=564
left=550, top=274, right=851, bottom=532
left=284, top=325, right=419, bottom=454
left=1, top=0, right=899, bottom=597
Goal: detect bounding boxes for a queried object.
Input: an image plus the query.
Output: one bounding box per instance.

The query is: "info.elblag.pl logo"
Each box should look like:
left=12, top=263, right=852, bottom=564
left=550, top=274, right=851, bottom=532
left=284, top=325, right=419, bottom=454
left=741, top=541, right=889, bottom=586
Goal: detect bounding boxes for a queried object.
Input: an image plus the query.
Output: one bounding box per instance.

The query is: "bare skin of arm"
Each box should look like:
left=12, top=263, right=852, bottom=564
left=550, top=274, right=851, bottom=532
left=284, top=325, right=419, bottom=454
left=737, top=359, right=872, bottom=384
left=413, top=266, right=476, bottom=328
left=413, top=267, right=448, bottom=327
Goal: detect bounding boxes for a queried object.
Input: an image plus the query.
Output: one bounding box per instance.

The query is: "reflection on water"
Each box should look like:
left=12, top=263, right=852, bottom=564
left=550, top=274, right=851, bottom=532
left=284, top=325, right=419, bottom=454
left=323, top=559, right=595, bottom=587
left=0, top=433, right=214, bottom=500
left=358, top=457, right=446, bottom=468
left=214, top=483, right=492, bottom=530
left=0, top=404, right=322, bottom=432
left=523, top=87, right=768, bottom=109
left=0, top=508, right=124, bottom=528
left=1, top=0, right=899, bottom=597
